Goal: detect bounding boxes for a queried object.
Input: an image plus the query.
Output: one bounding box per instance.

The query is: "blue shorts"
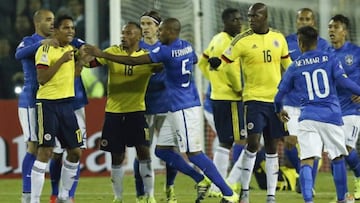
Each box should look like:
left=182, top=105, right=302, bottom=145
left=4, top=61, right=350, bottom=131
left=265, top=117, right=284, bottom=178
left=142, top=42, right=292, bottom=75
left=244, top=101, right=286, bottom=138
left=100, top=111, right=150, bottom=153
left=36, top=99, right=83, bottom=149
left=212, top=100, right=245, bottom=144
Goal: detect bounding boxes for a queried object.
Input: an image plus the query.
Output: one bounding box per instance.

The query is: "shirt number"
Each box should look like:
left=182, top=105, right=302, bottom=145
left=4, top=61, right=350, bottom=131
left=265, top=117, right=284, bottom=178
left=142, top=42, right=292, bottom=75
left=302, top=69, right=330, bottom=100
left=181, top=59, right=191, bottom=87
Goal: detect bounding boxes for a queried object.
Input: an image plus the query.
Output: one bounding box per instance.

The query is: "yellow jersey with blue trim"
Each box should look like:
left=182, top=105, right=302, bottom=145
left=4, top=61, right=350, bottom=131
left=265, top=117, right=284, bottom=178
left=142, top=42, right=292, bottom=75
left=96, top=45, right=153, bottom=113
left=35, top=44, right=75, bottom=100
left=198, top=32, right=242, bottom=101
left=222, top=28, right=292, bottom=102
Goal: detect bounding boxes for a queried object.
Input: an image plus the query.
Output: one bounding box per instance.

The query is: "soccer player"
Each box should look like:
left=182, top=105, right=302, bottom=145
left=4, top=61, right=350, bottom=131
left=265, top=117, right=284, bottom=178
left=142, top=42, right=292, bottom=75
left=15, top=9, right=57, bottom=203
left=328, top=14, right=360, bottom=200
left=220, top=3, right=292, bottom=203
left=84, top=17, right=239, bottom=203
left=133, top=10, right=178, bottom=203
left=274, top=25, right=356, bottom=203
left=49, top=75, right=88, bottom=203
left=285, top=7, right=329, bottom=194
left=30, top=15, right=89, bottom=203
left=86, top=22, right=157, bottom=203
left=198, top=7, right=245, bottom=197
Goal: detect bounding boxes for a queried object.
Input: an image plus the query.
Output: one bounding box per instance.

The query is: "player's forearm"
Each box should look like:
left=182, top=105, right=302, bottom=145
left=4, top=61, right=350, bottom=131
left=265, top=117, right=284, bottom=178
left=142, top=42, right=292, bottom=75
left=100, top=52, right=152, bottom=66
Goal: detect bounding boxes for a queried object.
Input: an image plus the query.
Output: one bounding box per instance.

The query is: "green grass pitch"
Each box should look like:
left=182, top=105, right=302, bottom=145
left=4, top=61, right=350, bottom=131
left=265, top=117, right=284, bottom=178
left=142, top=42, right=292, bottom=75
left=0, top=172, right=354, bottom=203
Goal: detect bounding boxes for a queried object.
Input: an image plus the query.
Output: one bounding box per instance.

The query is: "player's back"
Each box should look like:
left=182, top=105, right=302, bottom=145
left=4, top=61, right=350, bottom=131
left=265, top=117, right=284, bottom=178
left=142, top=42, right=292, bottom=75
left=284, top=50, right=343, bottom=125
left=150, top=39, right=201, bottom=112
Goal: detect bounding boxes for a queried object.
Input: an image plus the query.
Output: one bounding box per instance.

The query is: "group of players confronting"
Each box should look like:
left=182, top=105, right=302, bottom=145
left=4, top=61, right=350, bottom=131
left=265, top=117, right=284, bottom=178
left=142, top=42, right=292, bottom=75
left=14, top=1, right=360, bottom=203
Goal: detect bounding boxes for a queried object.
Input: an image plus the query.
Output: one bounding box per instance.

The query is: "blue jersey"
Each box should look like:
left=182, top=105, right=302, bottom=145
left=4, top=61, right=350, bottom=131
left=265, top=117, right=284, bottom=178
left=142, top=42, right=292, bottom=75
left=139, top=40, right=169, bottom=114
left=330, top=42, right=360, bottom=116
left=148, top=38, right=201, bottom=112
left=275, top=50, right=360, bottom=126
left=203, top=85, right=212, bottom=113
left=284, top=33, right=330, bottom=107
left=15, top=34, right=87, bottom=109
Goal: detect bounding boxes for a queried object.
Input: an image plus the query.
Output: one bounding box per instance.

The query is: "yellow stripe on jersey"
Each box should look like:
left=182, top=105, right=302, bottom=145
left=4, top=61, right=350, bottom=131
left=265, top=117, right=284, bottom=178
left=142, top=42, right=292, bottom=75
left=36, top=102, right=44, bottom=145
left=223, top=28, right=292, bottom=102
left=96, top=45, right=153, bottom=113
left=231, top=101, right=241, bottom=142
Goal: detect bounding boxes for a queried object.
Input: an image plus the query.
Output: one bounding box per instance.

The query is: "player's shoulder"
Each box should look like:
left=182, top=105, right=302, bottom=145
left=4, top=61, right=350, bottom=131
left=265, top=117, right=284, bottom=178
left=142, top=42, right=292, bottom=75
left=231, top=29, right=254, bottom=45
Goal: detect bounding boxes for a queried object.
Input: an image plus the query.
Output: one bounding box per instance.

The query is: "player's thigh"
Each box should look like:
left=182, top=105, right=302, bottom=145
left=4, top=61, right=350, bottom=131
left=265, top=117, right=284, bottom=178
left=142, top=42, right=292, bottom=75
left=36, top=102, right=58, bottom=147
left=168, top=106, right=202, bottom=153
left=298, top=120, right=323, bottom=160
left=319, top=121, right=348, bottom=160
left=283, top=105, right=301, bottom=136
left=100, top=112, right=126, bottom=153
left=342, top=115, right=360, bottom=148
left=157, top=115, right=177, bottom=146
left=58, top=102, right=82, bottom=149
left=212, top=100, right=245, bottom=144
left=18, top=107, right=37, bottom=142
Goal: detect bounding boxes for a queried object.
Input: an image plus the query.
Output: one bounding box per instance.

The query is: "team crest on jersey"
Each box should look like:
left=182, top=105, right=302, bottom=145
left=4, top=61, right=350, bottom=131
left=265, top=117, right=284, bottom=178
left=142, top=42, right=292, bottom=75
left=152, top=47, right=160, bottom=53
left=247, top=122, right=254, bottom=130
left=44, top=133, right=52, bottom=141
left=101, top=139, right=108, bottom=147
left=225, top=46, right=232, bottom=56
left=40, top=53, right=48, bottom=63
left=345, top=55, right=353, bottom=66
left=273, top=40, right=279, bottom=48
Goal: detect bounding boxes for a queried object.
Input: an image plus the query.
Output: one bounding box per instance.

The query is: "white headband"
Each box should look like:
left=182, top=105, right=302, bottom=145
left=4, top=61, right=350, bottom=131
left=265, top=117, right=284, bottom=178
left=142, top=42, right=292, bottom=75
left=140, top=16, right=160, bottom=25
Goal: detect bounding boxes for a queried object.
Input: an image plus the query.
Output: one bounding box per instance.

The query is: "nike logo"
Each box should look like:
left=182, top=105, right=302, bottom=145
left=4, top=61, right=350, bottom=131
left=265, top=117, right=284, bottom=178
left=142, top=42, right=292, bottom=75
left=289, top=49, right=296, bottom=53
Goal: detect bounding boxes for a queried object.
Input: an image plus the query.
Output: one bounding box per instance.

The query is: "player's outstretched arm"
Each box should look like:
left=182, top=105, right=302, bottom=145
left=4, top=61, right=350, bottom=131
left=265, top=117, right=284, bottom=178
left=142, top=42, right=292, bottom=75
left=83, top=44, right=153, bottom=66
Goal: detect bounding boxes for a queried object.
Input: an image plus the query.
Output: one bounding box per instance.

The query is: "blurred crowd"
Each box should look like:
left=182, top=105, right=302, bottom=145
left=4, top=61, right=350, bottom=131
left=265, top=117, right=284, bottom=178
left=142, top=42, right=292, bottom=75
left=0, top=0, right=87, bottom=99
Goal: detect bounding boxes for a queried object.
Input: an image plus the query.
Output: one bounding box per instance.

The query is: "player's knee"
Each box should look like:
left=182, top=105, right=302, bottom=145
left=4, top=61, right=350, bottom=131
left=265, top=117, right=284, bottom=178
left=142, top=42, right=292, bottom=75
left=66, top=148, right=82, bottom=162
left=27, top=142, right=38, bottom=154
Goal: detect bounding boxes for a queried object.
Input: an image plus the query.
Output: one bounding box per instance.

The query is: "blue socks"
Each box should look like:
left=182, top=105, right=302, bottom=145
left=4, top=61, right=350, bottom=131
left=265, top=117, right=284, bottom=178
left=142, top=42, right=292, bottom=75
left=22, top=152, right=36, bottom=193
left=133, top=159, right=145, bottom=196
left=345, top=149, right=360, bottom=177
left=155, top=148, right=203, bottom=182
left=188, top=152, right=232, bottom=196
left=166, top=163, right=178, bottom=186
left=331, top=158, right=348, bottom=201
left=300, top=165, right=313, bottom=202
left=232, top=143, right=244, bottom=163
left=284, top=146, right=300, bottom=173
left=49, top=158, right=62, bottom=196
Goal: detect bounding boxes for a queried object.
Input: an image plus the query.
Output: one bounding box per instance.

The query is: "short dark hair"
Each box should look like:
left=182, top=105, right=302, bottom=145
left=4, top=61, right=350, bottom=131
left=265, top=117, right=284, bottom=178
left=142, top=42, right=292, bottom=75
left=330, top=14, right=350, bottom=30
left=297, top=26, right=318, bottom=48
left=141, top=10, right=162, bottom=25
left=126, top=21, right=142, bottom=31
left=222, top=8, right=239, bottom=22
left=54, top=15, right=73, bottom=28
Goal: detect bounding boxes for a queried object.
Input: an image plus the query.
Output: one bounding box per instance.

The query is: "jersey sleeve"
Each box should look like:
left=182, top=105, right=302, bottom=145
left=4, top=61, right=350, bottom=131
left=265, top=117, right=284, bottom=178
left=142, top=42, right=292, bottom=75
left=280, top=35, right=292, bottom=70
left=149, top=46, right=168, bottom=63
left=15, top=37, right=42, bottom=60
left=35, top=45, right=51, bottom=69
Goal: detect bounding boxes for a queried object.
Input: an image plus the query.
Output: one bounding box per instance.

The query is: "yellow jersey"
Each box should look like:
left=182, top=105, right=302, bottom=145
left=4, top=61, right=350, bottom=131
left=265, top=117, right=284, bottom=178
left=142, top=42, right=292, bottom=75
left=35, top=44, right=75, bottom=100
left=96, top=45, right=153, bottom=113
left=198, top=32, right=242, bottom=101
left=222, top=28, right=292, bottom=102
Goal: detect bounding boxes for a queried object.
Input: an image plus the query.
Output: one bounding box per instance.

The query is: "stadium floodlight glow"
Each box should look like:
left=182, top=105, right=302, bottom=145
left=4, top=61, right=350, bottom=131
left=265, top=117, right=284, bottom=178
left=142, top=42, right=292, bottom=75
left=14, top=85, right=22, bottom=95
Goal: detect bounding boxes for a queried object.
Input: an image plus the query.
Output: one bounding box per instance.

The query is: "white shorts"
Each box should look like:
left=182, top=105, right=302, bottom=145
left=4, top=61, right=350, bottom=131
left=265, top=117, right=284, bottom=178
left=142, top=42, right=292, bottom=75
left=18, top=107, right=37, bottom=142
left=53, top=107, right=87, bottom=153
left=298, top=120, right=348, bottom=160
left=283, top=105, right=300, bottom=136
left=156, top=114, right=177, bottom=146
left=167, top=106, right=203, bottom=153
left=204, top=109, right=216, bottom=134
left=342, top=115, right=360, bottom=149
